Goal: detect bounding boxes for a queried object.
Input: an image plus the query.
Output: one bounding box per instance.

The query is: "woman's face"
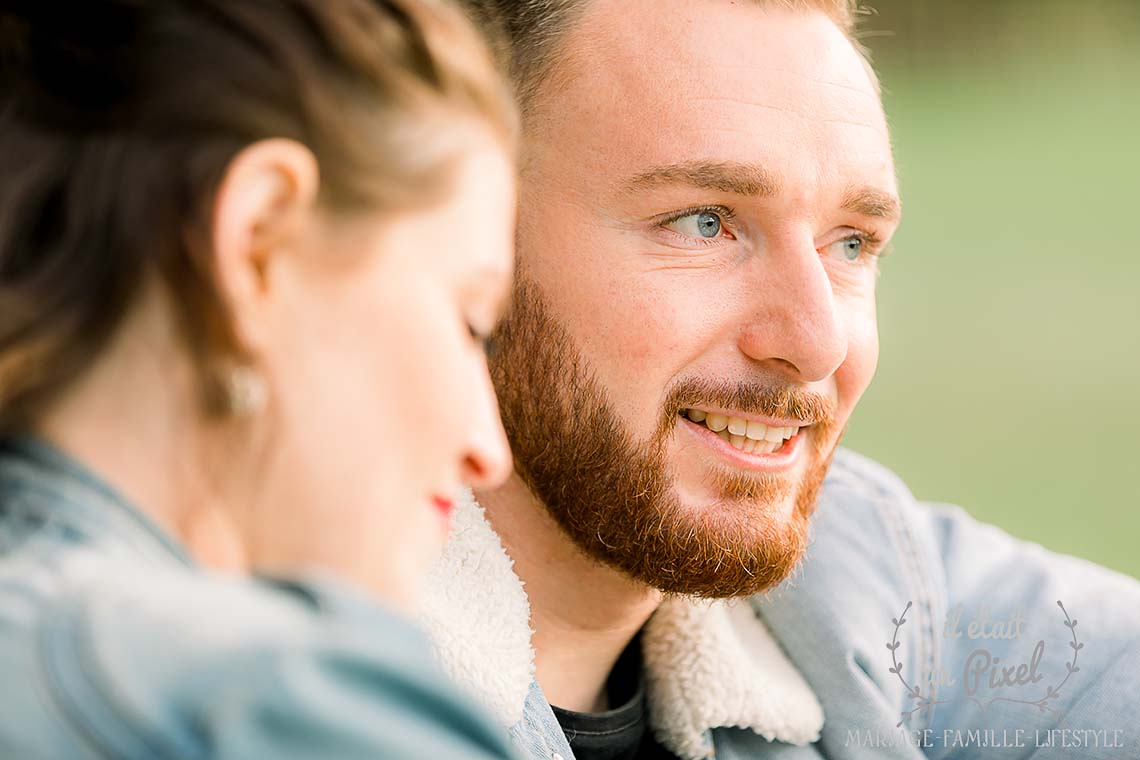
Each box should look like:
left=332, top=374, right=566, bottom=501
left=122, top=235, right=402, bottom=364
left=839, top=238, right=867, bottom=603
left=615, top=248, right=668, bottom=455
left=246, top=137, right=515, bottom=609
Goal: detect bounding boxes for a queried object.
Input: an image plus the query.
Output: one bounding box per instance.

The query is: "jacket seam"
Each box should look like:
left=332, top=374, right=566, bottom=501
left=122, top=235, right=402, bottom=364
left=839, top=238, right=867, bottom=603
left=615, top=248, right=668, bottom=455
left=867, top=482, right=939, bottom=735
left=829, top=459, right=940, bottom=735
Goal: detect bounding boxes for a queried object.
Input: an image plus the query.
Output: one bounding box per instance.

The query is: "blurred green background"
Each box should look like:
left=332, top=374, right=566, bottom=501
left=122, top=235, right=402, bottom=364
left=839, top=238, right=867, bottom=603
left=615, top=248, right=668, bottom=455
left=845, top=1, right=1140, bottom=578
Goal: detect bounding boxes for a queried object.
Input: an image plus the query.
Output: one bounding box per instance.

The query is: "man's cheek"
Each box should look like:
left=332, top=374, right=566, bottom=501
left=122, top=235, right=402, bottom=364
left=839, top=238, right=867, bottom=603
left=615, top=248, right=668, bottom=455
left=620, top=314, right=678, bottom=366
left=836, top=321, right=880, bottom=418
left=850, top=305, right=880, bottom=386
left=593, top=311, right=687, bottom=429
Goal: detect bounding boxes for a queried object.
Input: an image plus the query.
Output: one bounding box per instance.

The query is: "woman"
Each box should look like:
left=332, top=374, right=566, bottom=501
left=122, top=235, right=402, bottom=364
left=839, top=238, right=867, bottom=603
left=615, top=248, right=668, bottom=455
left=0, top=0, right=518, bottom=757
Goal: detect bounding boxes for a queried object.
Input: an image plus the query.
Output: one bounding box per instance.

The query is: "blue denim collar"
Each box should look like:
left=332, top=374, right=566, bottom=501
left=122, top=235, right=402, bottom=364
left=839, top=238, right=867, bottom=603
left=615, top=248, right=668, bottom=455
left=0, top=434, right=196, bottom=567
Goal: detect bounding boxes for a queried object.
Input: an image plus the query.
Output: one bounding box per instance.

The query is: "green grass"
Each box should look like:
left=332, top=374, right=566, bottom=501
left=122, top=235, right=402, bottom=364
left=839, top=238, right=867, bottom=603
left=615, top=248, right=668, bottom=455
left=845, top=45, right=1140, bottom=578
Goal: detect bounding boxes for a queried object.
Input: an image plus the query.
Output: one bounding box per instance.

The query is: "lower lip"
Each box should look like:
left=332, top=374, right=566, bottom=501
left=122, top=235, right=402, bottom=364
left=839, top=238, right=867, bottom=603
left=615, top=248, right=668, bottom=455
left=678, top=416, right=805, bottom=472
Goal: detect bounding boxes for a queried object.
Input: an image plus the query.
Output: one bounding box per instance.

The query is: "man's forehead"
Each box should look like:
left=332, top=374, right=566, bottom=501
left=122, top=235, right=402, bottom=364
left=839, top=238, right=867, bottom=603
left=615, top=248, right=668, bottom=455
left=532, top=0, right=896, bottom=204
left=568, top=0, right=878, bottom=100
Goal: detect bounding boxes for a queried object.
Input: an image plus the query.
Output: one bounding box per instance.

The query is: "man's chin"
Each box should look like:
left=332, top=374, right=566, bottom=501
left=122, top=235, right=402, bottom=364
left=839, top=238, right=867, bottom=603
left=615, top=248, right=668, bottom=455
left=670, top=482, right=795, bottom=531
left=622, top=449, right=832, bottom=599
left=622, top=493, right=808, bottom=598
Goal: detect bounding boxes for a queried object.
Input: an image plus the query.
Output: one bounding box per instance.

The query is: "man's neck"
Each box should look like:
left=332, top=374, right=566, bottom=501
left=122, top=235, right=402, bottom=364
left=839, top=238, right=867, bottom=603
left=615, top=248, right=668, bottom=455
left=477, top=476, right=663, bottom=713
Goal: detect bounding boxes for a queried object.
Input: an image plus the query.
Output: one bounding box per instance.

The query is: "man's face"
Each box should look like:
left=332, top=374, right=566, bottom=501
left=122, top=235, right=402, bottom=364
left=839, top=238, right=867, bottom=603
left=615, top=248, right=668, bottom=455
left=490, top=0, right=900, bottom=597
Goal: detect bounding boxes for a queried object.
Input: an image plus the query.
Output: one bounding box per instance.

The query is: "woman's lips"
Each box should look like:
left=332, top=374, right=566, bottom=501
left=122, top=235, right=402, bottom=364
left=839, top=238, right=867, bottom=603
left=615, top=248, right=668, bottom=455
left=432, top=495, right=455, bottom=521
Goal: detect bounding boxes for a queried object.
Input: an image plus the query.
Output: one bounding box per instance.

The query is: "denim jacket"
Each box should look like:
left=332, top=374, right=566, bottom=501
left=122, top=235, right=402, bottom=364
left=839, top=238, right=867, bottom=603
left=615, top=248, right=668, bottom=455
left=0, top=436, right=516, bottom=760
left=421, top=449, right=1140, bottom=760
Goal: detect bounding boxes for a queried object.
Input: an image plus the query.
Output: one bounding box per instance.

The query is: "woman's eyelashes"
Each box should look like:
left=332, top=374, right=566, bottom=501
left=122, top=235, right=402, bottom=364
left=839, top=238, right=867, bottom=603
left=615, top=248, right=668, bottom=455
left=460, top=282, right=507, bottom=355
left=467, top=321, right=498, bottom=356
left=467, top=321, right=488, bottom=345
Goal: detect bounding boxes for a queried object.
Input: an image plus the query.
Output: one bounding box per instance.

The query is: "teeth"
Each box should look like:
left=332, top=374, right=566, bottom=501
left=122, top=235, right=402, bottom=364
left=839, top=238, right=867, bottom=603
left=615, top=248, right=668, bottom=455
left=689, top=410, right=802, bottom=451
left=706, top=414, right=729, bottom=432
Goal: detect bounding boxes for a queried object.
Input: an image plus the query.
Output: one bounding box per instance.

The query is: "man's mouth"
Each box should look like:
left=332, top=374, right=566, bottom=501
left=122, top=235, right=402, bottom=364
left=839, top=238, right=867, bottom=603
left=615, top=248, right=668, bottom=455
left=679, top=408, right=803, bottom=455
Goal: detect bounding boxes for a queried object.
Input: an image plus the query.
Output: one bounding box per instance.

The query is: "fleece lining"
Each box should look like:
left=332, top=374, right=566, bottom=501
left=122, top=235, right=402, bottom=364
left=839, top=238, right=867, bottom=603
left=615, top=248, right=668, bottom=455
left=420, top=493, right=824, bottom=760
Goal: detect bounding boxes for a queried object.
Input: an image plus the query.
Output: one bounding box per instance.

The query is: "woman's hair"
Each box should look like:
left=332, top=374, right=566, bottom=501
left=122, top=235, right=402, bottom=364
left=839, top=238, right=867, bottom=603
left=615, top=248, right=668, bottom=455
left=0, top=0, right=516, bottom=429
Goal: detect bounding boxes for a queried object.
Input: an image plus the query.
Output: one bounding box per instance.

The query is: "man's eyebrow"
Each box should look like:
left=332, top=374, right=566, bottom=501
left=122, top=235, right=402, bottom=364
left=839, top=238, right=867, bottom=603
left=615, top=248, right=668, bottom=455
left=623, top=160, right=780, bottom=197
left=842, top=186, right=901, bottom=222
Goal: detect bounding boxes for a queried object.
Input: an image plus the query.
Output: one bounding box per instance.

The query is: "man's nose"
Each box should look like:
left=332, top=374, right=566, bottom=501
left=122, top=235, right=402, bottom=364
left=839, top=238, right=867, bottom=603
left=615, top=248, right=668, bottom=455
left=736, top=241, right=847, bottom=382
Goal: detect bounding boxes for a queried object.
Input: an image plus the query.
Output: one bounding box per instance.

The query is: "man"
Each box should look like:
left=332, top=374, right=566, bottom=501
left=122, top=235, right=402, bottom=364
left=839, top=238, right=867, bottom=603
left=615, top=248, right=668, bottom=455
left=422, top=1, right=1140, bottom=758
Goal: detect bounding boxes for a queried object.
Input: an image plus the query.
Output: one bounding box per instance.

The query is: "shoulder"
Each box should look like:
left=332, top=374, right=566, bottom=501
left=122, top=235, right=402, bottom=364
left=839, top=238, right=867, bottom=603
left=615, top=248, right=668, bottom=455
left=760, top=448, right=1140, bottom=746
left=822, top=448, right=1140, bottom=616
left=918, top=500, right=1140, bottom=744
left=4, top=556, right=513, bottom=759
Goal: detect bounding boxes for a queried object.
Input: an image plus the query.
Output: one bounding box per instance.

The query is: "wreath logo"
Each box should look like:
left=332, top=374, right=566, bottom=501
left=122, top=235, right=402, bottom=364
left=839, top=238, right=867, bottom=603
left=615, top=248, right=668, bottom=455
left=888, top=600, right=1082, bottom=728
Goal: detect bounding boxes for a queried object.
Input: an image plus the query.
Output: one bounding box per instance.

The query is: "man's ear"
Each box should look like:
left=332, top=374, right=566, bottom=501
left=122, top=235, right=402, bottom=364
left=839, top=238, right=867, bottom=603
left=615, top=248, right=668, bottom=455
left=211, top=138, right=320, bottom=354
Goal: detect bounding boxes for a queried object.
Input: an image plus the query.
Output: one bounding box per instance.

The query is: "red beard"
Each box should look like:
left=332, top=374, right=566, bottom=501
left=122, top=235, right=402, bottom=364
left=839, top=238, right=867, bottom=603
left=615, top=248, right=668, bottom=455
left=488, top=278, right=839, bottom=598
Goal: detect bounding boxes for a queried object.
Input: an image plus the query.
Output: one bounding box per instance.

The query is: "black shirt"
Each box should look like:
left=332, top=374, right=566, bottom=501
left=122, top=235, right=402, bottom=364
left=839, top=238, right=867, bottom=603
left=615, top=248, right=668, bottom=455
left=551, top=634, right=680, bottom=760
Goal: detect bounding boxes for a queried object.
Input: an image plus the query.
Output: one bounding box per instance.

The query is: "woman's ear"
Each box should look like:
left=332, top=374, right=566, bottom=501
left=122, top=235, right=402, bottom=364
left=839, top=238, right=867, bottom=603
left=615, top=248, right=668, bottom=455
left=211, top=138, right=320, bottom=354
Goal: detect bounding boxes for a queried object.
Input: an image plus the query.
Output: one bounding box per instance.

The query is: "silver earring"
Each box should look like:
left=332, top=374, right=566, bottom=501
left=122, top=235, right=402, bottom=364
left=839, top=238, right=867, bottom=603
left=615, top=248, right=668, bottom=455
left=225, top=365, right=267, bottom=417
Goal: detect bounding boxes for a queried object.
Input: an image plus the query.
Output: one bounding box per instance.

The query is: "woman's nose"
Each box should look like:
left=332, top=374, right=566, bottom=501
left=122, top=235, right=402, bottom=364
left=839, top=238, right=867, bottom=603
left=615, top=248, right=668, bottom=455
left=460, top=373, right=513, bottom=489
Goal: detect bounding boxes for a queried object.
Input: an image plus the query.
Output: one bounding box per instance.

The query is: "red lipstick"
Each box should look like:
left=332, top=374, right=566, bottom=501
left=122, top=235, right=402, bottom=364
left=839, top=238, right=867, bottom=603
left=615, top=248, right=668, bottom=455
left=432, top=495, right=455, bottom=520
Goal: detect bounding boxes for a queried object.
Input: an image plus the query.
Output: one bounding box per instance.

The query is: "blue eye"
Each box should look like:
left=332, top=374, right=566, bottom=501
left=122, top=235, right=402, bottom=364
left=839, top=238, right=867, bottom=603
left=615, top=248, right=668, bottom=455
left=666, top=210, right=725, bottom=239
left=825, top=235, right=865, bottom=262
left=695, top=212, right=722, bottom=238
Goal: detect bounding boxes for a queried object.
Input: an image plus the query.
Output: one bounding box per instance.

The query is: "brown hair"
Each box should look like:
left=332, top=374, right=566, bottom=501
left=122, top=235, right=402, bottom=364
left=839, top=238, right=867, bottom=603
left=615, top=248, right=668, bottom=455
left=0, top=0, right=516, bottom=429
left=456, top=0, right=873, bottom=112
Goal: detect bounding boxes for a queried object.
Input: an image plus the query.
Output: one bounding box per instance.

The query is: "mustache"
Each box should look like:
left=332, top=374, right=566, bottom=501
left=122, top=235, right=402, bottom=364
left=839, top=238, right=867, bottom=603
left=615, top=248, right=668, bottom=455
left=661, top=378, right=837, bottom=428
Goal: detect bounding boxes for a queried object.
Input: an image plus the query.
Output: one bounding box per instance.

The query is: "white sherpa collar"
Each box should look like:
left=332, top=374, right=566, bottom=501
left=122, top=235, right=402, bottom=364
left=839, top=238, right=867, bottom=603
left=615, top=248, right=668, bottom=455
left=419, top=493, right=824, bottom=760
